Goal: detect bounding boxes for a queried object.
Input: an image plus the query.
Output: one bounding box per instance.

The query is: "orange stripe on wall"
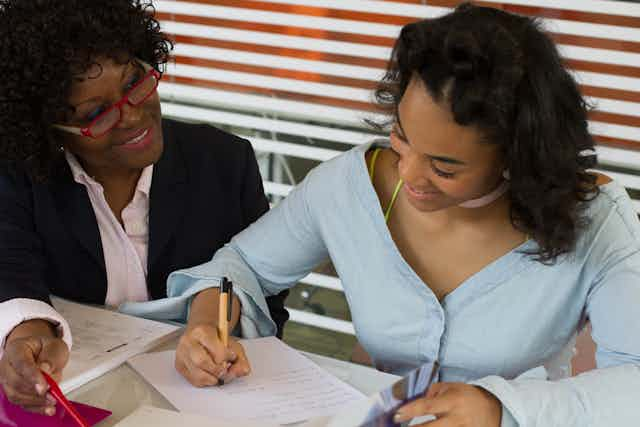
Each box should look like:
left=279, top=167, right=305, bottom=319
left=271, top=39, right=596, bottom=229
left=165, top=74, right=379, bottom=112
left=169, top=34, right=389, bottom=69
left=594, top=135, right=640, bottom=151
left=384, top=0, right=640, bottom=29
left=551, top=33, right=640, bottom=55
left=157, top=12, right=396, bottom=47
left=172, top=0, right=417, bottom=25
left=173, top=55, right=378, bottom=89
left=564, top=59, right=640, bottom=79
left=590, top=111, right=640, bottom=128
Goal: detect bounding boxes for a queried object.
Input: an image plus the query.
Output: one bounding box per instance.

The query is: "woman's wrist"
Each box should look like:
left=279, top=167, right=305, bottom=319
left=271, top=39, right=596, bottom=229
left=6, top=319, right=57, bottom=345
left=188, top=287, right=241, bottom=330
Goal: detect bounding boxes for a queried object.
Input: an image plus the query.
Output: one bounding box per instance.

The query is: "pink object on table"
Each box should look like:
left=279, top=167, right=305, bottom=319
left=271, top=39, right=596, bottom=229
left=0, top=384, right=111, bottom=427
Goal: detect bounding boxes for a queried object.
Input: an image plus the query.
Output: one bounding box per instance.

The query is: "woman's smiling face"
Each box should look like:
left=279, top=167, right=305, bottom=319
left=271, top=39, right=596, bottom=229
left=390, top=76, right=505, bottom=213
left=58, top=56, right=164, bottom=176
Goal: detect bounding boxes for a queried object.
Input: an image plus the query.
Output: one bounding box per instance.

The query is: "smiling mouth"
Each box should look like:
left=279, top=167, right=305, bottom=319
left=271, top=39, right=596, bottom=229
left=406, top=184, right=439, bottom=195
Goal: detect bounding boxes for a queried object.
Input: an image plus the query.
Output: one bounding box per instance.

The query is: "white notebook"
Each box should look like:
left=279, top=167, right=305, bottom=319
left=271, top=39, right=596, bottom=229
left=128, top=337, right=366, bottom=425
left=52, top=297, right=181, bottom=393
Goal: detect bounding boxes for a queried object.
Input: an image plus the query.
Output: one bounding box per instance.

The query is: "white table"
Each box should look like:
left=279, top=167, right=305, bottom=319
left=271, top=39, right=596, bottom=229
left=66, top=339, right=399, bottom=426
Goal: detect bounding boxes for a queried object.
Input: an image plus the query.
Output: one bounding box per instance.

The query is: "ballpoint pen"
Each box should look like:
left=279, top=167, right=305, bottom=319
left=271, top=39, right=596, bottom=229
left=41, top=370, right=90, bottom=427
left=217, top=277, right=233, bottom=385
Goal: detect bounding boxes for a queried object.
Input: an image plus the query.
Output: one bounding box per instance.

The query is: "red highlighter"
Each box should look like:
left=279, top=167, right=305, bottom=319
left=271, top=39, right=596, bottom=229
left=40, top=370, right=90, bottom=427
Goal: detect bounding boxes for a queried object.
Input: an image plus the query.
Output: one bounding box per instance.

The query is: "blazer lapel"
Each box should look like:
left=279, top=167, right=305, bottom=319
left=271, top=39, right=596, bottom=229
left=148, top=120, right=188, bottom=293
left=52, top=163, right=105, bottom=271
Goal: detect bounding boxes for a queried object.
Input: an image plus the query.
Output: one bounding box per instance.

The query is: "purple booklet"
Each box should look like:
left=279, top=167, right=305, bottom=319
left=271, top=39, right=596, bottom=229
left=0, top=385, right=112, bottom=427
left=324, top=361, right=439, bottom=427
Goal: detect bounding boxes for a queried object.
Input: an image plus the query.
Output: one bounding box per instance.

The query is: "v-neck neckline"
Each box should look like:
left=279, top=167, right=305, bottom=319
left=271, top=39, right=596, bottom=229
left=350, top=143, right=536, bottom=311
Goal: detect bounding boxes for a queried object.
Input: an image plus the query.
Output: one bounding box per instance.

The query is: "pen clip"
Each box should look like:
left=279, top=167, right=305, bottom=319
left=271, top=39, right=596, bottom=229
left=226, top=281, right=233, bottom=322
left=221, top=277, right=233, bottom=322
left=41, top=370, right=90, bottom=427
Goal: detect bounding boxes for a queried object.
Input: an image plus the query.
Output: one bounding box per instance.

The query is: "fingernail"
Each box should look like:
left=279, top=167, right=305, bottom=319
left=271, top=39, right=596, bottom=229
left=229, top=351, right=237, bottom=359
left=393, top=411, right=408, bottom=423
left=46, top=406, right=56, bottom=416
left=243, top=367, right=250, bottom=375
left=40, top=362, right=52, bottom=374
left=35, top=383, right=46, bottom=395
left=46, top=393, right=57, bottom=405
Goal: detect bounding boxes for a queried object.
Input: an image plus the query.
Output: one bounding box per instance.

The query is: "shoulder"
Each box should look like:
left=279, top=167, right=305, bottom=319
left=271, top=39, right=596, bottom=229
left=163, top=118, right=252, bottom=162
left=579, top=178, right=640, bottom=262
left=304, top=143, right=368, bottom=191
left=161, top=119, right=256, bottom=185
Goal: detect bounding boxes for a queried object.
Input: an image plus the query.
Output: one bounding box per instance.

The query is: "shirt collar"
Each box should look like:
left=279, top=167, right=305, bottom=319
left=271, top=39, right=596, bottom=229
left=64, top=150, right=153, bottom=197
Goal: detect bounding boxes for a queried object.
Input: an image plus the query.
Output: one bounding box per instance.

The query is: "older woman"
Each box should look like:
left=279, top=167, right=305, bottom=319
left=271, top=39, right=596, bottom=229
left=0, top=0, right=288, bottom=415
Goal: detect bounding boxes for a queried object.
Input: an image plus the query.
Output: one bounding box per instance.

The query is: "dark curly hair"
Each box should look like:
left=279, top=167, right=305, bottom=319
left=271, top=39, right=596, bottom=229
left=375, top=3, right=598, bottom=263
left=0, top=0, right=172, bottom=180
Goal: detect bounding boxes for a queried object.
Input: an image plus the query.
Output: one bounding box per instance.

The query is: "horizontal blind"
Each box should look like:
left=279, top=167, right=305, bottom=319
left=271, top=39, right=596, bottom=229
left=156, top=0, right=640, bottom=150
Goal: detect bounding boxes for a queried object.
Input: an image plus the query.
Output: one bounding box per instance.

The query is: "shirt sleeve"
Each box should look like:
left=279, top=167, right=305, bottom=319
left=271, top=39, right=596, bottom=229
left=0, top=298, right=73, bottom=359
left=164, top=166, right=330, bottom=338
left=470, top=247, right=640, bottom=426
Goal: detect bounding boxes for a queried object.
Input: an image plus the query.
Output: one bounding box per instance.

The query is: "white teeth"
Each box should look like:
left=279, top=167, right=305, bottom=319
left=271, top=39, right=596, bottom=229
left=125, top=129, right=148, bottom=145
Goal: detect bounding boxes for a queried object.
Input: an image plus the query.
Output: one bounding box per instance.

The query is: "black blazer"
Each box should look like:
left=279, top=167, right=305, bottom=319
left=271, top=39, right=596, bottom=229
left=0, top=119, right=289, bottom=336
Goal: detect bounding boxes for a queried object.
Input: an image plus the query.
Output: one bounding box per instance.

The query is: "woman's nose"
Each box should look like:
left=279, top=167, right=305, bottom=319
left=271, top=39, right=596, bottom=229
left=118, top=101, right=144, bottom=128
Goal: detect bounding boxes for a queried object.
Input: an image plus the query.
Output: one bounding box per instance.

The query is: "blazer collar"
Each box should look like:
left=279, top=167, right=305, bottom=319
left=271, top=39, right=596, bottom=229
left=51, top=159, right=105, bottom=271
left=147, top=119, right=188, bottom=293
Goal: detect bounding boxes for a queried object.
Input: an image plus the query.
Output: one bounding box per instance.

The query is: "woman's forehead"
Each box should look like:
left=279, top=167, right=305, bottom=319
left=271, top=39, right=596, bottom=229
left=67, top=57, right=133, bottom=104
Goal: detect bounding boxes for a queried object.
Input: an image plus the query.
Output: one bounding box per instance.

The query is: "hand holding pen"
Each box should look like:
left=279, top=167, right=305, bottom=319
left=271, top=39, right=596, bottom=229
left=0, top=321, right=69, bottom=415
left=175, top=277, right=252, bottom=388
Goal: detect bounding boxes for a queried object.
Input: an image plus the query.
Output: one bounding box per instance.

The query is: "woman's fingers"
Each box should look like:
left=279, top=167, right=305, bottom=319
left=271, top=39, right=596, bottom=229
left=222, top=339, right=251, bottom=383
left=0, top=335, right=68, bottom=414
left=176, top=323, right=242, bottom=387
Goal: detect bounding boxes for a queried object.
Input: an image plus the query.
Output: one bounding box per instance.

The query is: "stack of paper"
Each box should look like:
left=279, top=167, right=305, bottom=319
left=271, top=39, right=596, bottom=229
left=52, top=297, right=181, bottom=393
left=128, top=337, right=366, bottom=425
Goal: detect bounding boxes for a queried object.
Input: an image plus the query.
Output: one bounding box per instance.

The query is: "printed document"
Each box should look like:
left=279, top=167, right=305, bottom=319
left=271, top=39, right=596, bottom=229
left=51, top=297, right=181, bottom=393
left=127, top=337, right=366, bottom=425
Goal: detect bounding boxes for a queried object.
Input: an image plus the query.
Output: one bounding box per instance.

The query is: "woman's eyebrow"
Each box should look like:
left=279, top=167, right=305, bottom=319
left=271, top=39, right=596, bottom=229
left=71, top=62, right=135, bottom=108
left=397, top=112, right=466, bottom=166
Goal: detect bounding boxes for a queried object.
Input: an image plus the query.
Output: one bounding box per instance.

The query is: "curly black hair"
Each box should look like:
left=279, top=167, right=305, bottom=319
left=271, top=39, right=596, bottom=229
left=0, top=0, right=172, bottom=180
left=375, top=3, right=598, bottom=263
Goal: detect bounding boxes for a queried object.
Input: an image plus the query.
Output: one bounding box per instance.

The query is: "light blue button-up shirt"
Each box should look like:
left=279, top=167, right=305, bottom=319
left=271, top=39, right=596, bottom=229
left=123, top=142, right=640, bottom=426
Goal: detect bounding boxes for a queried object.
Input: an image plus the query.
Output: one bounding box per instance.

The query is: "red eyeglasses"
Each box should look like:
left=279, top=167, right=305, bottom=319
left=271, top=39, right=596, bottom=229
left=54, top=62, right=161, bottom=139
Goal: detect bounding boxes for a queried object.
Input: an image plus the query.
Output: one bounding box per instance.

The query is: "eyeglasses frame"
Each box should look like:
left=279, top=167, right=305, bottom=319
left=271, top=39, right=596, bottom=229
left=53, top=61, right=161, bottom=139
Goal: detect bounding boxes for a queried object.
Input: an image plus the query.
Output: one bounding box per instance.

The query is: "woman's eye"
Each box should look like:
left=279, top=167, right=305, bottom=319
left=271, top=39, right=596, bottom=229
left=86, top=106, right=106, bottom=121
left=431, top=164, right=455, bottom=179
left=125, top=73, right=141, bottom=91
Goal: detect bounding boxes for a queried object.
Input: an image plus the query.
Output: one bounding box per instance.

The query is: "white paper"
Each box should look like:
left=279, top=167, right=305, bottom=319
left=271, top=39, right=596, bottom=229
left=113, top=405, right=273, bottom=427
left=128, top=337, right=366, bottom=425
left=52, top=297, right=181, bottom=393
